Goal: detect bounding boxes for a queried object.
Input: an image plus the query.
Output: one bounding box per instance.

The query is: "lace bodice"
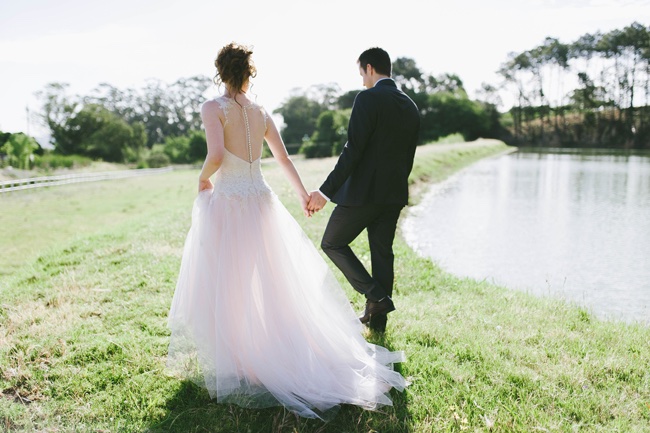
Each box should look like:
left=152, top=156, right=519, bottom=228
left=212, top=96, right=273, bottom=199
left=213, top=149, right=272, bottom=199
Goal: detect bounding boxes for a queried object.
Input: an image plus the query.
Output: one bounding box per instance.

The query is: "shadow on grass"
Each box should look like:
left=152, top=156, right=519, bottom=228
left=147, top=331, right=412, bottom=433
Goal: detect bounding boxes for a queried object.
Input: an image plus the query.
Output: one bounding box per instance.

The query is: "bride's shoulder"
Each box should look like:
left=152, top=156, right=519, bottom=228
left=200, top=99, right=229, bottom=124
left=253, top=101, right=267, bottom=113
left=248, top=99, right=267, bottom=113
left=205, top=96, right=230, bottom=107
left=202, top=97, right=229, bottom=113
left=201, top=99, right=218, bottom=113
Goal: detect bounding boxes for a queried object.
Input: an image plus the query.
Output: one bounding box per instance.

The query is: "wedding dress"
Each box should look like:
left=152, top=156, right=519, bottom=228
left=166, top=96, right=408, bottom=419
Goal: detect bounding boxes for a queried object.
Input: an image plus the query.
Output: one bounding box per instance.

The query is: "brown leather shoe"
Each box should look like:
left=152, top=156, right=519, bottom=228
left=359, top=297, right=395, bottom=324
left=368, top=313, right=387, bottom=333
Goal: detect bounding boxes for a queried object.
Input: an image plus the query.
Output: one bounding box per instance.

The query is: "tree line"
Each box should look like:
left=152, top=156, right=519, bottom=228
left=39, top=77, right=212, bottom=166
left=1, top=77, right=212, bottom=171
left=274, top=58, right=504, bottom=158
left=497, top=21, right=649, bottom=148
left=2, top=57, right=503, bottom=169
left=2, top=21, right=647, bottom=171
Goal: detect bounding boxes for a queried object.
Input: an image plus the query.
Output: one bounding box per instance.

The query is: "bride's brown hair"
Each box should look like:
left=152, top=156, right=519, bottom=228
left=214, top=42, right=257, bottom=95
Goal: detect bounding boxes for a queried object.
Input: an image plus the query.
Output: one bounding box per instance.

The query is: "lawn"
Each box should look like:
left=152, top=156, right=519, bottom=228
left=1, top=139, right=648, bottom=432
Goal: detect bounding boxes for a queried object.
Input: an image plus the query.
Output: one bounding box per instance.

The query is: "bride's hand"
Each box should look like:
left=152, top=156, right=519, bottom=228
left=300, top=193, right=312, bottom=218
left=199, top=178, right=214, bottom=192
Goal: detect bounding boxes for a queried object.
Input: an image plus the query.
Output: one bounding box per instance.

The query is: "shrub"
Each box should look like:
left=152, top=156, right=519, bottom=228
left=163, top=136, right=190, bottom=163
left=146, top=151, right=171, bottom=168
left=299, top=141, right=334, bottom=159
left=187, top=130, right=207, bottom=162
left=1, top=133, right=40, bottom=169
left=33, top=153, right=93, bottom=170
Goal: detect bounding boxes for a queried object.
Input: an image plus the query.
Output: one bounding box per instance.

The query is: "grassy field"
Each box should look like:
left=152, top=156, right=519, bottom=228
left=1, top=139, right=649, bottom=432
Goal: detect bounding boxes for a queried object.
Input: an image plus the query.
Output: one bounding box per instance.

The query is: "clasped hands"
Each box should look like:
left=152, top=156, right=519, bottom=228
left=301, top=190, right=327, bottom=217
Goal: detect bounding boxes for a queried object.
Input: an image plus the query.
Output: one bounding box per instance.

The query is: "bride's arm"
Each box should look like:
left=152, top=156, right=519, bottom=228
left=264, top=114, right=311, bottom=216
left=198, top=100, right=225, bottom=190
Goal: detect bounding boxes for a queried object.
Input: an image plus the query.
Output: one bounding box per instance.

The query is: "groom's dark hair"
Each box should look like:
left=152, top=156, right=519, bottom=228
left=358, top=48, right=391, bottom=76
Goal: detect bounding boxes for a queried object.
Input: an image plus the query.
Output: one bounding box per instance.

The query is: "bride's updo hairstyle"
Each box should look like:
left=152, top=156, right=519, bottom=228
left=214, top=42, right=257, bottom=94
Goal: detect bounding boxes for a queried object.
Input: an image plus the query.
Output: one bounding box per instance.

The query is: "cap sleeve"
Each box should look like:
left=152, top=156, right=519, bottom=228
left=215, top=97, right=232, bottom=126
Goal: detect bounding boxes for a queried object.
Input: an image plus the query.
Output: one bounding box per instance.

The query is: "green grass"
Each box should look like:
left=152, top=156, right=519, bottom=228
left=0, top=171, right=195, bottom=276
left=1, top=139, right=649, bottom=432
left=430, top=133, right=465, bottom=145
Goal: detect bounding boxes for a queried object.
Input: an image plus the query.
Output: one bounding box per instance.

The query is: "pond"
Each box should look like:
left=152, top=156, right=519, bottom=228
left=403, top=148, right=650, bottom=325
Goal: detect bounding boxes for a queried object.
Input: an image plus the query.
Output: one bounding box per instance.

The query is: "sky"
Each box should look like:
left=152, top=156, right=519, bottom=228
left=1, top=0, right=648, bottom=142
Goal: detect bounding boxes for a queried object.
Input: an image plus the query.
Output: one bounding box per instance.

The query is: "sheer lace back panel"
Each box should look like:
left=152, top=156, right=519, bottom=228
left=216, top=96, right=268, bottom=162
left=213, top=97, right=272, bottom=199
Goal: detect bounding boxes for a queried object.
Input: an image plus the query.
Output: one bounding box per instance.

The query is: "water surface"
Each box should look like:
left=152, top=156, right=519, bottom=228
left=403, top=149, right=650, bottom=324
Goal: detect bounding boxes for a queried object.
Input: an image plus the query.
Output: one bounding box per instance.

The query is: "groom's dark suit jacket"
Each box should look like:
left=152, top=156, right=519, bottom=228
left=320, top=79, right=420, bottom=206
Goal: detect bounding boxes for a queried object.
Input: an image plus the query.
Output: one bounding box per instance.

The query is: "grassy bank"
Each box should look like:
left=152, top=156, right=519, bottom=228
left=1, top=140, right=648, bottom=432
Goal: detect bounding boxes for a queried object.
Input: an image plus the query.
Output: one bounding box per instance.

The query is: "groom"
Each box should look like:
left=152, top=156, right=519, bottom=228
left=307, top=47, right=420, bottom=333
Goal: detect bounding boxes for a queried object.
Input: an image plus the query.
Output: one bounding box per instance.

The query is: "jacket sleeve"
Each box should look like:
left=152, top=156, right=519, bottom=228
left=319, top=91, right=375, bottom=198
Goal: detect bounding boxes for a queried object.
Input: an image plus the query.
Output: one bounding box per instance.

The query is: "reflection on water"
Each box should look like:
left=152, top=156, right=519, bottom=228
left=403, top=149, right=650, bottom=324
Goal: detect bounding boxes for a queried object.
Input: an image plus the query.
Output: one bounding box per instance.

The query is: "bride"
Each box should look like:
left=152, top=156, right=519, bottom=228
left=166, top=42, right=408, bottom=420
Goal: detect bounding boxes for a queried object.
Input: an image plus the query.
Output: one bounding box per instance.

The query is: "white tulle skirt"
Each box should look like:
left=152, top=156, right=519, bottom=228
left=166, top=188, right=408, bottom=419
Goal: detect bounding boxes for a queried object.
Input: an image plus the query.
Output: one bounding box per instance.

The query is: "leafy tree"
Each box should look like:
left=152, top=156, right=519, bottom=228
left=162, top=135, right=191, bottom=164
left=569, top=72, right=608, bottom=110
left=74, top=105, right=147, bottom=162
left=1, top=133, right=39, bottom=169
left=392, top=57, right=425, bottom=94
left=34, top=83, right=80, bottom=154
left=496, top=21, right=650, bottom=148
left=618, top=22, right=649, bottom=124
left=307, top=83, right=342, bottom=110
left=337, top=90, right=361, bottom=110
left=132, top=79, right=171, bottom=147
left=0, top=131, right=10, bottom=147
left=311, top=111, right=347, bottom=146
left=167, top=76, right=211, bottom=135
left=476, top=83, right=503, bottom=108
left=84, top=83, right=133, bottom=120
left=35, top=75, right=211, bottom=160
left=273, top=94, right=325, bottom=144
left=62, top=75, right=210, bottom=149
left=427, top=73, right=468, bottom=98
left=0, top=130, right=11, bottom=165
left=187, top=130, right=207, bottom=162
left=300, top=110, right=350, bottom=158
left=63, top=104, right=108, bottom=156
left=421, top=93, right=491, bottom=142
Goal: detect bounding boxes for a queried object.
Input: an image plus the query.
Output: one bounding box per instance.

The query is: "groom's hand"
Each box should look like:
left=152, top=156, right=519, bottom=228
left=307, top=190, right=327, bottom=213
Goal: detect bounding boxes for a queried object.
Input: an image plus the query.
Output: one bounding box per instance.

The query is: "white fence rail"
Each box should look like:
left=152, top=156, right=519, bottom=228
left=0, top=167, right=174, bottom=193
